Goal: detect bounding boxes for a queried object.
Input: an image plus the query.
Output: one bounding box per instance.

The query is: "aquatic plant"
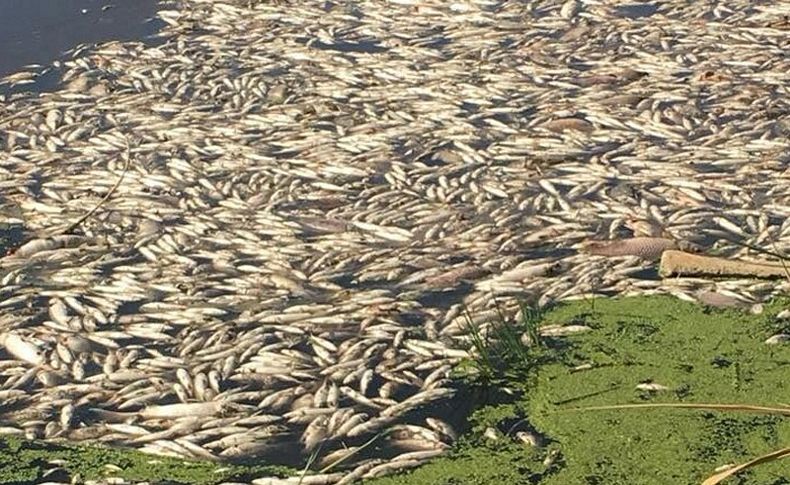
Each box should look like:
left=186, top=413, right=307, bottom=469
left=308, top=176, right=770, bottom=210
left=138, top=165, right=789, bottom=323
left=561, top=403, right=790, bottom=484
left=564, top=244, right=790, bottom=484
left=457, top=300, right=545, bottom=389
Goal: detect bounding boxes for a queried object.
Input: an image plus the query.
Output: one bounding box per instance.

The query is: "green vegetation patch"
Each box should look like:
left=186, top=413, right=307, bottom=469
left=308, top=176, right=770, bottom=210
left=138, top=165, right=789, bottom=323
left=366, top=438, right=548, bottom=485
left=367, top=295, right=790, bottom=485
left=0, top=435, right=292, bottom=484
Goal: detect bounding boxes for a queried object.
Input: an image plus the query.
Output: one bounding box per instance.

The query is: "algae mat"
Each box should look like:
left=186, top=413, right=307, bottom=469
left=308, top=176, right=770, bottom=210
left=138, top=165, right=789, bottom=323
left=1, top=296, right=788, bottom=484
left=369, top=296, right=790, bottom=485
left=0, top=435, right=291, bottom=484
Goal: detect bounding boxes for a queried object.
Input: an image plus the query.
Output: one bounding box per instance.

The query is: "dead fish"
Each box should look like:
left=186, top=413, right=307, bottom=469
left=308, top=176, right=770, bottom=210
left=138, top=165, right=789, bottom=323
left=636, top=382, right=670, bottom=392
left=0, top=333, right=46, bottom=366
left=139, top=401, right=224, bottom=419
left=541, top=118, right=594, bottom=133
left=10, top=235, right=88, bottom=258
left=597, top=94, right=644, bottom=106
left=423, top=265, right=488, bottom=288
left=579, top=237, right=678, bottom=261
left=765, top=334, right=789, bottom=345
left=696, top=291, right=750, bottom=309
left=515, top=430, right=543, bottom=447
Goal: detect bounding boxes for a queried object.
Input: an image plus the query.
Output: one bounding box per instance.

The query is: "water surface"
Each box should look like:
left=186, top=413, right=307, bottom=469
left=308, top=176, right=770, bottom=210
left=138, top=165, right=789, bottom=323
left=615, top=2, right=659, bottom=19
left=0, top=0, right=165, bottom=79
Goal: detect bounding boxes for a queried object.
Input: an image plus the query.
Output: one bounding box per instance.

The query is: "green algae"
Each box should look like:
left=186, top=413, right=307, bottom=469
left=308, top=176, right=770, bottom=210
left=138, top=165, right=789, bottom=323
left=366, top=296, right=790, bottom=485
left=0, top=435, right=293, bottom=484
left=363, top=439, right=548, bottom=485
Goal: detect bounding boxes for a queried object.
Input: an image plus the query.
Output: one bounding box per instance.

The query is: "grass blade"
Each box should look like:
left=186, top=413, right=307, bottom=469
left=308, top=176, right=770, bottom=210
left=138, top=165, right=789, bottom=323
left=319, top=431, right=384, bottom=474
left=298, top=441, right=324, bottom=485
left=519, top=300, right=542, bottom=348
left=557, top=402, right=790, bottom=483
left=557, top=402, right=790, bottom=417
left=701, top=447, right=790, bottom=485
left=462, top=304, right=494, bottom=379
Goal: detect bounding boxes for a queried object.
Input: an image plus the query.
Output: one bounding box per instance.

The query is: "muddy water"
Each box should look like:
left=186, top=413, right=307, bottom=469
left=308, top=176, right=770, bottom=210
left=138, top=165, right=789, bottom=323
left=0, top=0, right=165, bottom=79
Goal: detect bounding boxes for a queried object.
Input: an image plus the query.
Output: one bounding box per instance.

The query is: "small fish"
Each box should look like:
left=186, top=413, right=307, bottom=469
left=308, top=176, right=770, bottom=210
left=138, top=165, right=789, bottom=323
left=636, top=382, right=670, bottom=392
left=765, top=334, right=789, bottom=345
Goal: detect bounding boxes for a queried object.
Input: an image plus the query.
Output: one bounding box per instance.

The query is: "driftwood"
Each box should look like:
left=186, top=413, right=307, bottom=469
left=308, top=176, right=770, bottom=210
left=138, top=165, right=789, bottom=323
left=659, top=250, right=789, bottom=279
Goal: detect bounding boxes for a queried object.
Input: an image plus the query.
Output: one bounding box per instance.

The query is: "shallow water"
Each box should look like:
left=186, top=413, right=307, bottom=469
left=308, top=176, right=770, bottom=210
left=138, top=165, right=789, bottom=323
left=0, top=0, right=164, bottom=78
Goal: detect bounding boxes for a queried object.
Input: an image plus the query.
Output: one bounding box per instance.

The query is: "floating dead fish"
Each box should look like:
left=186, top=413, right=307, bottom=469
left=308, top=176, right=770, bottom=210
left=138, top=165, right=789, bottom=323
left=541, top=118, right=594, bottom=134
left=0, top=333, right=46, bottom=366
left=765, top=334, right=790, bottom=345
left=580, top=237, right=678, bottom=261
left=139, top=402, right=224, bottom=419
left=0, top=0, right=787, bottom=483
left=695, top=291, right=751, bottom=309
left=636, top=382, right=670, bottom=392
left=9, top=235, right=89, bottom=258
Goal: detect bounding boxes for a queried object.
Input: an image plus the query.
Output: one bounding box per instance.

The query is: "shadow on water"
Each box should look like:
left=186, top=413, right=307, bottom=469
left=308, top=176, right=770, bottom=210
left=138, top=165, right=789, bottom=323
left=615, top=3, right=659, bottom=19
left=0, top=0, right=166, bottom=93
left=311, top=39, right=388, bottom=54
left=0, top=222, right=25, bottom=257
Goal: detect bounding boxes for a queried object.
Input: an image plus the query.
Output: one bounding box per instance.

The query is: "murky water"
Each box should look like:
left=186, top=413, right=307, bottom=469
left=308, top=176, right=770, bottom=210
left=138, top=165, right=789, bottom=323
left=615, top=3, right=659, bottom=19
left=0, top=0, right=165, bottom=79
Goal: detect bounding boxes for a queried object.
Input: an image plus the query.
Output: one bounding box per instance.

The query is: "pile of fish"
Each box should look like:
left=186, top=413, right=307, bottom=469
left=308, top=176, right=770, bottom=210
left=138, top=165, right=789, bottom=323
left=1, top=0, right=789, bottom=482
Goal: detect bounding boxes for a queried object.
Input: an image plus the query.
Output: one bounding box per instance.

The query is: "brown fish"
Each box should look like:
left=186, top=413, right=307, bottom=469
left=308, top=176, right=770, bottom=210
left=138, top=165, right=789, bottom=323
left=541, top=118, right=594, bottom=133
left=580, top=237, right=678, bottom=260
left=696, top=291, right=749, bottom=309
left=597, top=94, right=645, bottom=107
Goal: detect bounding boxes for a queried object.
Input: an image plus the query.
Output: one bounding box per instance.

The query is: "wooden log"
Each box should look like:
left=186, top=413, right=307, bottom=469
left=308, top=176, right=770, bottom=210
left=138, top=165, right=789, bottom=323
left=659, top=250, right=789, bottom=279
